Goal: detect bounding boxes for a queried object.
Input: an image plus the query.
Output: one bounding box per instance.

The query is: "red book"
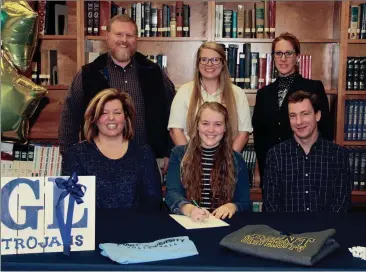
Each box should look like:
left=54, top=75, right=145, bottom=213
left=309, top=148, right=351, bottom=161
left=258, top=54, right=267, bottom=89
left=37, top=1, right=47, bottom=35
left=269, top=0, right=276, bottom=39
left=309, top=55, right=312, bottom=79
left=99, top=1, right=110, bottom=36
left=304, top=55, right=310, bottom=79
left=176, top=1, right=184, bottom=37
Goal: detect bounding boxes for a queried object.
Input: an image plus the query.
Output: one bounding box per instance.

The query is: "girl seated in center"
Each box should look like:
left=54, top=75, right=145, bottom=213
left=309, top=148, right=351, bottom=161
left=165, top=102, right=251, bottom=222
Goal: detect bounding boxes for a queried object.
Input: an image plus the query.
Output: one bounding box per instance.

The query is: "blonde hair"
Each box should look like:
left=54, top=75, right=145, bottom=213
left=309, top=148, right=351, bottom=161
left=84, top=88, right=136, bottom=142
left=186, top=42, right=239, bottom=138
left=181, top=102, right=236, bottom=208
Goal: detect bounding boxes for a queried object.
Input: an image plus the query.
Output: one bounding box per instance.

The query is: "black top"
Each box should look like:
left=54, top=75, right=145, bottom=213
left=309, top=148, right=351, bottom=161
left=252, top=73, right=334, bottom=183
left=263, top=136, right=352, bottom=212
left=61, top=140, right=162, bottom=210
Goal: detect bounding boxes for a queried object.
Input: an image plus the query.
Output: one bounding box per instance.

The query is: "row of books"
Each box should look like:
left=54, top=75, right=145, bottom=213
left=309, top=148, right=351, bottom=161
left=346, top=57, right=366, bottom=91
left=34, top=1, right=68, bottom=35
left=1, top=143, right=62, bottom=178
left=344, top=100, right=366, bottom=141
left=349, top=3, right=366, bottom=40
left=221, top=43, right=312, bottom=90
left=86, top=1, right=190, bottom=38
left=215, top=1, right=276, bottom=39
left=346, top=147, right=366, bottom=191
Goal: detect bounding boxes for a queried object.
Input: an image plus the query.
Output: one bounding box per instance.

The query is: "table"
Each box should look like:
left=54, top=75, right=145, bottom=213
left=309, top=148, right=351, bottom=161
left=2, top=209, right=366, bottom=271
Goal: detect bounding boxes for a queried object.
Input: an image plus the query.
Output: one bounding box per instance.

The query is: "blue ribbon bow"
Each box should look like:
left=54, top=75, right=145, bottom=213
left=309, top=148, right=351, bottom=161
left=55, top=172, right=86, bottom=256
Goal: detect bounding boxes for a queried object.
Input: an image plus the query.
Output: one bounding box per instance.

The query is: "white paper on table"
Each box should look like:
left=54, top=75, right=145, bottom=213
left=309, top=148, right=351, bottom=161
left=169, top=214, right=229, bottom=229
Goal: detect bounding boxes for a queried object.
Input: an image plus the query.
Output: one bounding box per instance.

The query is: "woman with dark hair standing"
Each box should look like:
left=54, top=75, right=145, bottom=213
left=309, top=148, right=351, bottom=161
left=166, top=102, right=251, bottom=222
left=252, top=32, right=333, bottom=183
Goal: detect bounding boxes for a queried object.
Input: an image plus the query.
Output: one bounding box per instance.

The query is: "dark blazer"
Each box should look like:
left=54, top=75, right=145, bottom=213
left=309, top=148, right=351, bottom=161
left=252, top=73, right=334, bottom=183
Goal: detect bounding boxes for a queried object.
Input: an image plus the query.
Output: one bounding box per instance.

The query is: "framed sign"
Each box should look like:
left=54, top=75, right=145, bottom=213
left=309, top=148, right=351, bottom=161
left=1, top=175, right=95, bottom=255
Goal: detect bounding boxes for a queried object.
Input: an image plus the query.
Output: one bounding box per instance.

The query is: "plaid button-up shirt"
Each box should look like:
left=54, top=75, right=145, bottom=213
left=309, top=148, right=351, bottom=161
left=263, top=136, right=352, bottom=212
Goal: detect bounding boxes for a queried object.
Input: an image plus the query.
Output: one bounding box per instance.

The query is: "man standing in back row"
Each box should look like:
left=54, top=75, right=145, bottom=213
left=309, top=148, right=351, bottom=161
left=263, top=90, right=352, bottom=212
left=59, top=15, right=175, bottom=173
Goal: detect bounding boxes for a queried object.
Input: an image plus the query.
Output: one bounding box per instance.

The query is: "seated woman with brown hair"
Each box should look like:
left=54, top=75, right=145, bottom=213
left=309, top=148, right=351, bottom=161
left=62, top=88, right=162, bottom=210
left=165, top=102, right=251, bottom=222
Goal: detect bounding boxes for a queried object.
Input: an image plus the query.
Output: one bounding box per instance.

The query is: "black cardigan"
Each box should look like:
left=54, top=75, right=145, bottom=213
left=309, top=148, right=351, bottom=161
left=252, top=73, right=334, bottom=183
left=81, top=52, right=171, bottom=158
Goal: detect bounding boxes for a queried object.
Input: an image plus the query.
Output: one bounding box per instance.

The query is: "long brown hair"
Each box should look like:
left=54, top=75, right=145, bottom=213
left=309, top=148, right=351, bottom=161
left=181, top=102, right=236, bottom=208
left=84, top=88, right=136, bottom=142
left=186, top=42, right=238, bottom=138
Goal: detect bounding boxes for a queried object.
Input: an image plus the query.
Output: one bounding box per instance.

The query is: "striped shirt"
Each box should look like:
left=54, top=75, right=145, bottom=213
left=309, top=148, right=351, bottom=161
left=263, top=136, right=352, bottom=212
left=200, top=146, right=218, bottom=211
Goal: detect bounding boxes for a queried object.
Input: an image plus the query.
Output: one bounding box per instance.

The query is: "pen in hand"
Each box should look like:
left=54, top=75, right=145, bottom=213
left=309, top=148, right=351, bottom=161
left=191, top=199, right=201, bottom=209
left=191, top=199, right=209, bottom=222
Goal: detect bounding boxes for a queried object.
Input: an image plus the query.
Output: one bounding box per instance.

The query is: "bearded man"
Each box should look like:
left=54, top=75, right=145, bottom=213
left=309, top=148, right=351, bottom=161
left=59, top=15, right=175, bottom=174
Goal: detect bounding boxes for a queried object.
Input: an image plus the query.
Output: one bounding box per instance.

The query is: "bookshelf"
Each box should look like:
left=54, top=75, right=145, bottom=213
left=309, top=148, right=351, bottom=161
left=23, top=0, right=365, bottom=203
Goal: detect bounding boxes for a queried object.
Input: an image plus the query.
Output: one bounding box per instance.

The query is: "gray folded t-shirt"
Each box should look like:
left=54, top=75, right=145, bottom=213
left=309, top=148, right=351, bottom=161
left=220, top=224, right=339, bottom=266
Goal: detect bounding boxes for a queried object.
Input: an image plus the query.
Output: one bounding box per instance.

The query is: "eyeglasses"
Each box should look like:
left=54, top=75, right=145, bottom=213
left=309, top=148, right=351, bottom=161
left=199, top=57, right=222, bottom=65
left=273, top=51, right=296, bottom=58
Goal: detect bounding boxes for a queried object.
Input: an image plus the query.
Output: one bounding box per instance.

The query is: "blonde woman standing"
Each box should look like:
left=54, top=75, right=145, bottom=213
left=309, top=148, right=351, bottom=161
left=168, top=42, right=252, bottom=153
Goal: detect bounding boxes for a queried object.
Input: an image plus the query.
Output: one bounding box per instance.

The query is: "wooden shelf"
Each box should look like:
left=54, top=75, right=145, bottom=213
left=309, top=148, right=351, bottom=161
left=85, top=36, right=207, bottom=42
left=343, top=141, right=366, bottom=146
left=326, top=89, right=338, bottom=95
left=344, top=90, right=366, bottom=95
left=39, top=35, right=77, bottom=40
left=215, top=38, right=339, bottom=44
left=348, top=39, right=366, bottom=44
left=45, top=85, right=69, bottom=90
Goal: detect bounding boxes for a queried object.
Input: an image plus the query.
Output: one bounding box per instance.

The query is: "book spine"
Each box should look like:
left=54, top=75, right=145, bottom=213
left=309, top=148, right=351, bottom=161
left=244, top=9, right=252, bottom=38
left=354, top=57, right=361, bottom=90
left=163, top=4, right=169, bottom=37
left=155, top=8, right=161, bottom=37
left=237, top=5, right=244, bottom=38
left=251, top=9, right=256, bottom=38
left=258, top=53, right=267, bottom=89
left=223, top=10, right=233, bottom=38
left=238, top=52, right=245, bottom=89
left=99, top=1, right=110, bottom=36
left=361, top=3, right=366, bottom=39
left=93, top=1, right=100, bottom=36
left=264, top=1, right=269, bottom=38
left=269, top=0, right=276, bottom=39
left=232, top=11, right=237, bottom=38
left=243, top=43, right=251, bottom=89
left=347, top=57, right=354, bottom=90
left=144, top=2, right=151, bottom=37
left=350, top=5, right=360, bottom=39
left=265, top=53, right=272, bottom=86
left=170, top=5, right=176, bottom=37
left=136, top=3, right=142, bottom=37
left=250, top=52, right=259, bottom=89
left=359, top=57, right=366, bottom=90
left=176, top=1, right=183, bottom=37
left=255, top=2, right=265, bottom=38
left=37, top=1, right=47, bottom=35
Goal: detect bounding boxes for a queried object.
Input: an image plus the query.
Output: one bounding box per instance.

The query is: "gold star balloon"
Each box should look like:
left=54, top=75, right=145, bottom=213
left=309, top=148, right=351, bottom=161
left=1, top=0, right=39, bottom=72
left=1, top=0, right=47, bottom=143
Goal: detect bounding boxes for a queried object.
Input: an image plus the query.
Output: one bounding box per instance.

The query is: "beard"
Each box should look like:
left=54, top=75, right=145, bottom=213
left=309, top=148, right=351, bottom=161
left=109, top=47, right=131, bottom=63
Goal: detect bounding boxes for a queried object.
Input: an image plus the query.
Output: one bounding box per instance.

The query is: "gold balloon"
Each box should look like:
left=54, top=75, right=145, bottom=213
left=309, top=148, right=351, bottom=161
left=1, top=51, right=47, bottom=143
left=1, top=0, right=39, bottom=72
